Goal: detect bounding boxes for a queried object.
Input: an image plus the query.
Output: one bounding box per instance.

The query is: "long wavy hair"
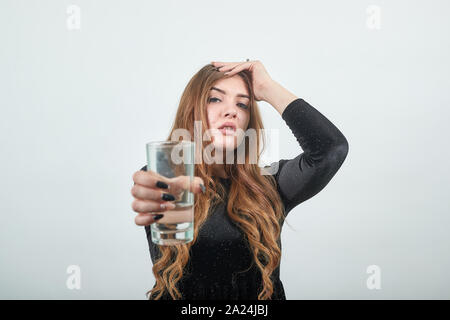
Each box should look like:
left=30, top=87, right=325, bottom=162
left=146, top=63, right=286, bottom=300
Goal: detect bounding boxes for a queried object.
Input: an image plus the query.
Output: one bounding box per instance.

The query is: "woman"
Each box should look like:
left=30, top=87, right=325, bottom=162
left=131, top=60, right=349, bottom=300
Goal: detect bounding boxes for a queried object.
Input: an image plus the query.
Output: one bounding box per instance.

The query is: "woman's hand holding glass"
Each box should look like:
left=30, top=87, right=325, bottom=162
left=131, top=169, right=205, bottom=226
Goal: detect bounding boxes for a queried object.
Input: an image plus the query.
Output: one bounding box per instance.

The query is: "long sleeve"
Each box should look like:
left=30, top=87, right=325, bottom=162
left=265, top=98, right=349, bottom=216
left=137, top=98, right=348, bottom=300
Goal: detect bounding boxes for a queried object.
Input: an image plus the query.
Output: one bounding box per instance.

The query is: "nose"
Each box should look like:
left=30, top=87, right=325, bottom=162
left=225, top=110, right=237, bottom=118
left=223, top=103, right=238, bottom=119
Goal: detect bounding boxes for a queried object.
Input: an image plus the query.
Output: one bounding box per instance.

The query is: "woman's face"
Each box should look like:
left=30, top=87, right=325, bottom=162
left=206, top=75, right=251, bottom=152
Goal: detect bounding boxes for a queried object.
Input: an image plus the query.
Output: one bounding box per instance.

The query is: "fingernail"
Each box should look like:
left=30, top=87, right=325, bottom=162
left=161, top=203, right=176, bottom=210
left=161, top=193, right=176, bottom=201
left=156, top=181, right=169, bottom=189
left=153, top=214, right=164, bottom=221
left=200, top=184, right=206, bottom=194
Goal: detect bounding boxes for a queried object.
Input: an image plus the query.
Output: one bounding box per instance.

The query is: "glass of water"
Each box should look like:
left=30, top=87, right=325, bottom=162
left=146, top=140, right=195, bottom=245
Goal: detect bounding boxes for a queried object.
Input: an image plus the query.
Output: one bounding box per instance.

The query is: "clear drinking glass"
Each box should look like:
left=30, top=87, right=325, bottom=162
left=146, top=140, right=195, bottom=245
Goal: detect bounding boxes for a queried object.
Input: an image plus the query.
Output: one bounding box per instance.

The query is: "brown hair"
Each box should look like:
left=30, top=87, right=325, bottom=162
left=146, top=64, right=286, bottom=300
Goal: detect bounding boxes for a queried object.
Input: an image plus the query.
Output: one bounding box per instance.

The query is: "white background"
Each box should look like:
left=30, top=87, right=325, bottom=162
left=1, top=0, right=449, bottom=299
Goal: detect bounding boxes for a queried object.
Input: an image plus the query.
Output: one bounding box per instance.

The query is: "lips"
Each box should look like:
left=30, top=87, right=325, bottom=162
left=218, top=122, right=237, bottom=136
left=218, top=122, right=236, bottom=130
left=219, top=128, right=236, bottom=135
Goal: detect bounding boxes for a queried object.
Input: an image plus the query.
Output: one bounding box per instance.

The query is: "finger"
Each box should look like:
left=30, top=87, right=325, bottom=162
left=216, top=62, right=245, bottom=73
left=169, top=175, right=205, bottom=195
left=223, top=62, right=251, bottom=77
left=212, top=61, right=241, bottom=70
left=133, top=170, right=172, bottom=190
left=131, top=183, right=173, bottom=202
left=135, top=212, right=163, bottom=226
left=192, top=176, right=206, bottom=194
left=212, top=61, right=247, bottom=66
left=211, top=61, right=228, bottom=67
left=132, top=199, right=176, bottom=213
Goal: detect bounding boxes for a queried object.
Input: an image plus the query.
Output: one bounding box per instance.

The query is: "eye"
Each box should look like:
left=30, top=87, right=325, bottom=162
left=208, top=97, right=220, bottom=103
left=208, top=97, right=249, bottom=109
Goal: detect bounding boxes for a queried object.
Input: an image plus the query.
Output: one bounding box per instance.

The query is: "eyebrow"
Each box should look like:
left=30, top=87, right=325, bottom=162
left=210, top=87, right=250, bottom=99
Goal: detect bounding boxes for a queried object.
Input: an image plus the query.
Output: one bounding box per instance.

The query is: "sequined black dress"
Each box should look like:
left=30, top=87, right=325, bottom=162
left=140, top=98, right=349, bottom=300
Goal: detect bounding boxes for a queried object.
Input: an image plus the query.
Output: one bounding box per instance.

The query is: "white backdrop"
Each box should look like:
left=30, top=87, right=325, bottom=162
left=1, top=0, right=449, bottom=299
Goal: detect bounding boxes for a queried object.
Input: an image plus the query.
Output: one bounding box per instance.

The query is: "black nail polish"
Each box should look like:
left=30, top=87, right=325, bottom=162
left=153, top=214, right=164, bottom=221
left=161, top=193, right=176, bottom=201
left=200, top=183, right=206, bottom=194
left=156, top=181, right=169, bottom=189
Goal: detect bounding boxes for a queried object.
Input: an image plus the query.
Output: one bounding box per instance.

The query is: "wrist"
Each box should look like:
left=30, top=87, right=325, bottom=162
left=261, top=80, right=299, bottom=115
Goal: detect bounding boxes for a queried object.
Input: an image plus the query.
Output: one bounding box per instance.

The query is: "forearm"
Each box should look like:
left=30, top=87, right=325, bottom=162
left=272, top=98, right=349, bottom=214
left=260, top=80, right=299, bottom=115
left=281, top=98, right=349, bottom=158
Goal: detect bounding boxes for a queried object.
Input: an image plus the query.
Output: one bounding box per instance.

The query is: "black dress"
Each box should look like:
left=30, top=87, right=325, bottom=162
left=139, top=98, right=349, bottom=300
